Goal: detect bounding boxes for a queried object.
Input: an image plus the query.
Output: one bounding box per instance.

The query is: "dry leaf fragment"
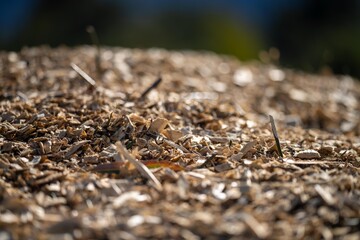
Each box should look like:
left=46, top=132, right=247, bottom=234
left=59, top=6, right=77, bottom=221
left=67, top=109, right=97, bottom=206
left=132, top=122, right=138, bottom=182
left=295, top=150, right=321, bottom=159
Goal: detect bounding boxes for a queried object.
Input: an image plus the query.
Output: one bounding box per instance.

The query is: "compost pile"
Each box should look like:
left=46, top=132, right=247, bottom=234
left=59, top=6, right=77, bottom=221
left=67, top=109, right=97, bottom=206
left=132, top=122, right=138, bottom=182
left=0, top=46, right=359, bottom=239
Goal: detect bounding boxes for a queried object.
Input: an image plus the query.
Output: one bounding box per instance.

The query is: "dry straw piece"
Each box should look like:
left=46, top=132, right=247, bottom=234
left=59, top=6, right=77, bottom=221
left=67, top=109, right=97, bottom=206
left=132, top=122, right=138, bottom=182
left=115, top=141, right=163, bottom=192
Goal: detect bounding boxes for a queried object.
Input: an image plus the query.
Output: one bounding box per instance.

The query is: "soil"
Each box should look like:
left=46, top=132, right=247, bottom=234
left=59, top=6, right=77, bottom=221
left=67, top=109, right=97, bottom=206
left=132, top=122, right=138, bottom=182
left=0, top=46, right=359, bottom=239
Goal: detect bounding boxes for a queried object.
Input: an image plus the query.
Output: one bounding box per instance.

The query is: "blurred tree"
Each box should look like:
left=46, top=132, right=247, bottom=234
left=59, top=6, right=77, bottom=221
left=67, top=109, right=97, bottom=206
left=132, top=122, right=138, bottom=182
left=2, top=1, right=263, bottom=62
left=270, top=0, right=360, bottom=78
left=115, top=10, right=262, bottom=60
left=0, top=0, right=126, bottom=49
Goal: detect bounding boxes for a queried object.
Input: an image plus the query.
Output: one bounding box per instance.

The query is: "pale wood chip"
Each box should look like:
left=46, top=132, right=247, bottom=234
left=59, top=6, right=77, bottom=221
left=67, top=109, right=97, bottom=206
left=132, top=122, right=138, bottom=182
left=149, top=118, right=169, bottom=133
left=115, top=141, right=163, bottom=191
left=295, top=150, right=321, bottom=159
left=163, top=129, right=184, bottom=142
left=239, top=213, right=269, bottom=239
left=231, top=141, right=256, bottom=161
left=315, top=184, right=337, bottom=206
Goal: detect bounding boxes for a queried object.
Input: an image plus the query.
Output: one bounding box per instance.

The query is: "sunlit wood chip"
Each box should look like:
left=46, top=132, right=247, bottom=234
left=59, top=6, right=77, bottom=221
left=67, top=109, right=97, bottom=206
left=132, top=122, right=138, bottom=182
left=289, top=89, right=309, bottom=102
left=112, top=191, right=150, bottom=208
left=233, top=68, right=253, bottom=87
left=0, top=212, right=19, bottom=224
left=268, top=69, right=285, bottom=82
left=149, top=118, right=169, bottom=133
left=163, top=129, right=184, bottom=142
left=294, top=150, right=321, bottom=159
left=128, top=113, right=147, bottom=125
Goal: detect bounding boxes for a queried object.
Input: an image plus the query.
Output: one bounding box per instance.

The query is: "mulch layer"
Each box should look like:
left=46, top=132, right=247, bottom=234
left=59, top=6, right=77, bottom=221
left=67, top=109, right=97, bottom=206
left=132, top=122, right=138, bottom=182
left=0, top=46, right=359, bottom=239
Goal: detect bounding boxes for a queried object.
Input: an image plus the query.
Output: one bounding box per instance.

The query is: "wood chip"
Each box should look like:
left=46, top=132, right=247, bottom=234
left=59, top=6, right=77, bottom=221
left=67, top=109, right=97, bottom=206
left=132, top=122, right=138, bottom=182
left=295, top=150, right=321, bottom=159
left=149, top=118, right=169, bottom=134
left=315, top=184, right=337, bottom=206
left=65, top=140, right=90, bottom=158
left=231, top=141, right=256, bottom=161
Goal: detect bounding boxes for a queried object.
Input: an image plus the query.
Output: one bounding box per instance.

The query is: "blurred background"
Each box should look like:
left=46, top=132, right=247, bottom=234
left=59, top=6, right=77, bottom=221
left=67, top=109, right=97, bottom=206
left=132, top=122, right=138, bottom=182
left=1, top=0, right=360, bottom=79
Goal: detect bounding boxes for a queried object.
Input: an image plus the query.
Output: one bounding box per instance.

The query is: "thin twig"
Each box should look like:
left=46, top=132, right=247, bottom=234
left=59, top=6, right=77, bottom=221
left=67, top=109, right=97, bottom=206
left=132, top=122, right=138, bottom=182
left=199, top=153, right=217, bottom=168
left=269, top=115, right=283, bottom=158
left=71, top=63, right=96, bottom=87
left=115, top=141, right=163, bottom=192
left=139, top=77, right=162, bottom=100
left=163, top=138, right=190, bottom=153
left=86, top=25, right=101, bottom=73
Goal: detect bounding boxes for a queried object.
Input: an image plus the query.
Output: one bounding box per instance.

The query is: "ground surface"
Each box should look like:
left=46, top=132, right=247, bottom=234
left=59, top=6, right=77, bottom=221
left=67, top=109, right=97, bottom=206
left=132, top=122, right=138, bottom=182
left=0, top=46, right=360, bottom=240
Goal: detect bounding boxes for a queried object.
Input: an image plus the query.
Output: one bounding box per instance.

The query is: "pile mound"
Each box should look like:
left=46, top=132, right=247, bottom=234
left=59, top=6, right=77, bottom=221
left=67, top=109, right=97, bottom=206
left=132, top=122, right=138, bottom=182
left=0, top=46, right=359, bottom=239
